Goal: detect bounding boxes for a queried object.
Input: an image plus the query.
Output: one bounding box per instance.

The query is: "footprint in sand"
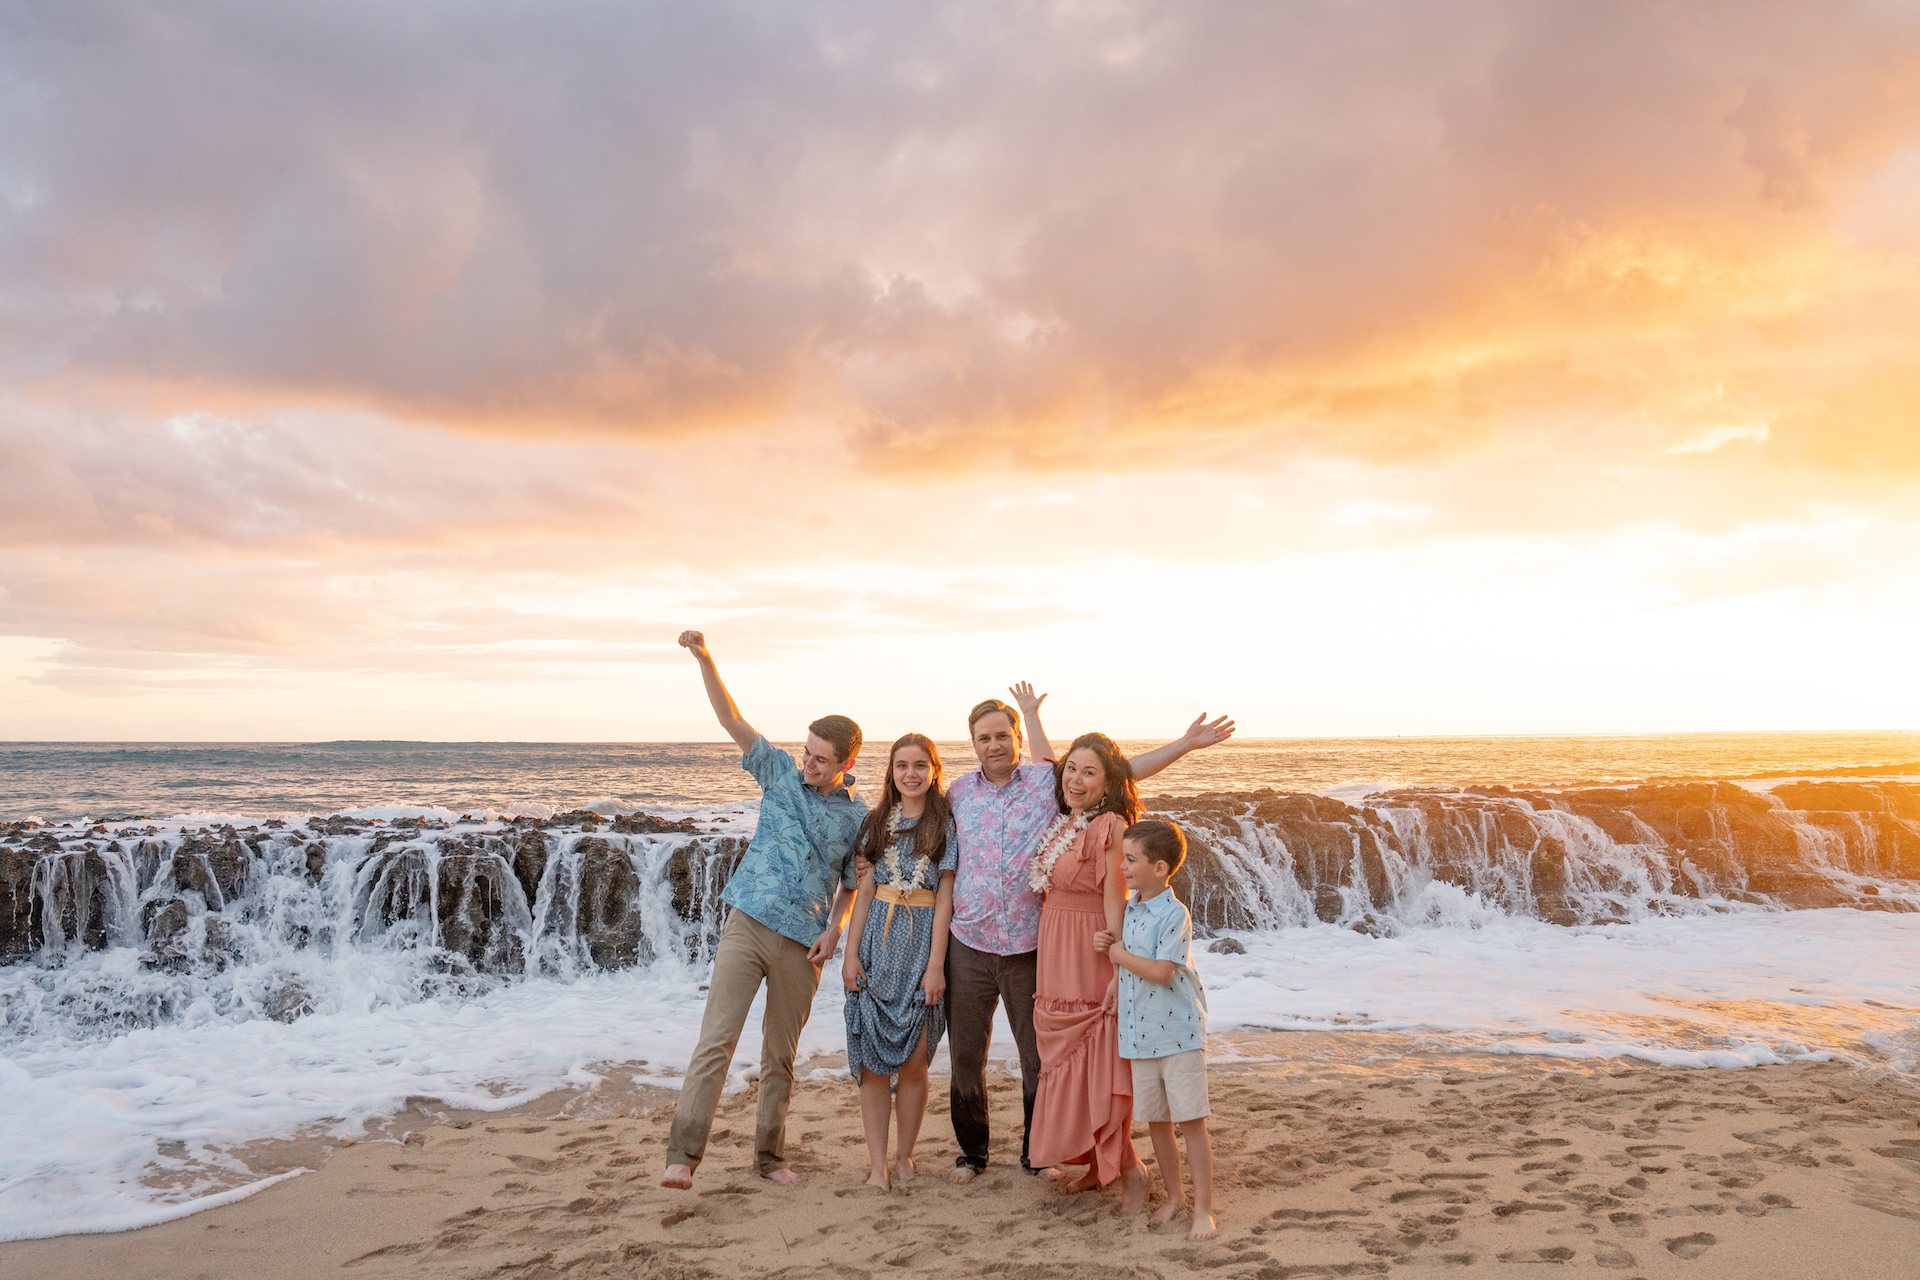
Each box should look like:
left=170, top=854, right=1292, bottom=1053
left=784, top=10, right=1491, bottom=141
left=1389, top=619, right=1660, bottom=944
left=1607, top=1211, right=1645, bottom=1239
left=1594, top=1245, right=1635, bottom=1269
left=1664, top=1231, right=1717, bottom=1259
left=1496, top=1247, right=1576, bottom=1263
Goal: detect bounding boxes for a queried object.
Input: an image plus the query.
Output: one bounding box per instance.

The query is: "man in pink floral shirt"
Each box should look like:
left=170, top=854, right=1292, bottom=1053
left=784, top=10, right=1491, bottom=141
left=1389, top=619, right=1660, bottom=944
left=941, top=685, right=1233, bottom=1182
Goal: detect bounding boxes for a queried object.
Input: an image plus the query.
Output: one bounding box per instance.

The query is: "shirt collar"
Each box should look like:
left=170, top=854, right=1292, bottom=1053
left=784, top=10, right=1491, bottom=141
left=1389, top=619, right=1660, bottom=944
left=1128, top=887, right=1177, bottom=916
left=808, top=771, right=857, bottom=801
left=965, top=756, right=1044, bottom=792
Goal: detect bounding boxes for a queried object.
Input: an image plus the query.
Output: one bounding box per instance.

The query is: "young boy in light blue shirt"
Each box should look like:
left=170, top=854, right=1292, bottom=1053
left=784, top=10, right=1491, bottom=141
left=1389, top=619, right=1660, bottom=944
left=1094, top=819, right=1215, bottom=1240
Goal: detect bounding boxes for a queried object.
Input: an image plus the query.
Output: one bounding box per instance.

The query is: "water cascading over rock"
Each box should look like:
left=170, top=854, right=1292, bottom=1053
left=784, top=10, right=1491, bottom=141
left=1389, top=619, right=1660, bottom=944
left=2, top=780, right=1915, bottom=1038
left=1161, top=780, right=1920, bottom=934
left=0, top=814, right=750, bottom=1031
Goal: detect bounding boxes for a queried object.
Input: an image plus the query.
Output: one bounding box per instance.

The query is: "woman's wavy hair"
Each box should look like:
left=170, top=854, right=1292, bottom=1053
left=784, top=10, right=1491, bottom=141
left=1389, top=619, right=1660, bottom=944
left=854, top=733, right=952, bottom=865
left=1053, top=732, right=1141, bottom=826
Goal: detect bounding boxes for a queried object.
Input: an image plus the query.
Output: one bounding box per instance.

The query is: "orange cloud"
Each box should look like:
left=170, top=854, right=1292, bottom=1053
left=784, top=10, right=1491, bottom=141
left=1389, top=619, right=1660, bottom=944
left=6, top=3, right=1920, bottom=739
left=2, top=1, right=1918, bottom=475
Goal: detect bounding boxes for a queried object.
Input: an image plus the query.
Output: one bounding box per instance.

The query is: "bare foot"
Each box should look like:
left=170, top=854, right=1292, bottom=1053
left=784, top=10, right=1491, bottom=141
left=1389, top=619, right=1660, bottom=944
left=1041, top=1166, right=1075, bottom=1183
left=950, top=1165, right=979, bottom=1186
left=1188, top=1211, right=1218, bottom=1241
left=894, top=1158, right=916, bottom=1183
left=660, top=1164, right=693, bottom=1190
left=1061, top=1170, right=1099, bottom=1194
left=762, top=1167, right=800, bottom=1186
left=864, top=1169, right=889, bottom=1190
left=1150, top=1200, right=1184, bottom=1226
left=1120, top=1165, right=1149, bottom=1214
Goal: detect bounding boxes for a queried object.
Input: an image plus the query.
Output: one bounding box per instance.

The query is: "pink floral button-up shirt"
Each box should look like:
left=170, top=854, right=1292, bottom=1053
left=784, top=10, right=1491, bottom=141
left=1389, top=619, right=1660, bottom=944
left=948, top=760, right=1059, bottom=956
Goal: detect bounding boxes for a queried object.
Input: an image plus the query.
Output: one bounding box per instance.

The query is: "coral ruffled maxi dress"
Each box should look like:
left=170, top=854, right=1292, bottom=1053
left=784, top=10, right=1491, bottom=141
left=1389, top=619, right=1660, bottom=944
left=1026, top=810, right=1137, bottom=1183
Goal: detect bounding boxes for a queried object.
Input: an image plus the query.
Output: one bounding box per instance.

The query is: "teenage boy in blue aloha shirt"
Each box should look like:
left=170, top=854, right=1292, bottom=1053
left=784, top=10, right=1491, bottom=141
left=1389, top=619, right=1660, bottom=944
left=1095, top=819, right=1216, bottom=1239
left=662, top=630, right=868, bottom=1190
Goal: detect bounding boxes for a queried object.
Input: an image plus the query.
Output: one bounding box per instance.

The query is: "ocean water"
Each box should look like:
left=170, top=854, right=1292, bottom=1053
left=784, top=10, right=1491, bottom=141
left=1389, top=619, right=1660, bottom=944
left=6, top=730, right=1920, bottom=821
left=2, top=732, right=1918, bottom=1242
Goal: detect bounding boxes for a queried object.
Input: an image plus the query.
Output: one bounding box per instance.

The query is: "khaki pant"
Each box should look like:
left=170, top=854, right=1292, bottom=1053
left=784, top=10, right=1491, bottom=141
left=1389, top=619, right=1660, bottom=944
left=666, top=910, right=823, bottom=1175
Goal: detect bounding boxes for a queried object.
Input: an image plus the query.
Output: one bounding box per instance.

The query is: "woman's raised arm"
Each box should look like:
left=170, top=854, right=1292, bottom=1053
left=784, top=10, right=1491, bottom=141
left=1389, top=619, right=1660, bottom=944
left=1127, top=713, right=1235, bottom=782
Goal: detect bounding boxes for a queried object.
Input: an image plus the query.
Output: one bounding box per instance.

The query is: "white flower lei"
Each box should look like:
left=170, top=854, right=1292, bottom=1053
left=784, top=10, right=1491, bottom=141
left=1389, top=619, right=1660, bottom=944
left=881, top=804, right=929, bottom=890
left=1027, top=811, right=1092, bottom=894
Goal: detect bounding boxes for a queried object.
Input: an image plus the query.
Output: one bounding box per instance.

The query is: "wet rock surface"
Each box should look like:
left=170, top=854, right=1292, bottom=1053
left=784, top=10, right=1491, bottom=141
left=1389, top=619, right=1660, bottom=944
left=611, top=812, right=701, bottom=835
left=262, top=974, right=316, bottom=1022
left=572, top=837, right=646, bottom=969
left=505, top=828, right=550, bottom=909
left=1151, top=779, right=1920, bottom=931
left=664, top=836, right=748, bottom=924
left=1, top=844, right=38, bottom=962
left=31, top=847, right=128, bottom=951
left=2, top=782, right=1917, bottom=981
left=0, top=811, right=739, bottom=977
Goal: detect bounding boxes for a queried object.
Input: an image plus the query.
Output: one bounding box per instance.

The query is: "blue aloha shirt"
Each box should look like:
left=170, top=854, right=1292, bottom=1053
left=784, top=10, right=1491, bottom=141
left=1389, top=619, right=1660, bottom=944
left=721, top=736, right=869, bottom=946
left=1118, top=887, right=1209, bottom=1059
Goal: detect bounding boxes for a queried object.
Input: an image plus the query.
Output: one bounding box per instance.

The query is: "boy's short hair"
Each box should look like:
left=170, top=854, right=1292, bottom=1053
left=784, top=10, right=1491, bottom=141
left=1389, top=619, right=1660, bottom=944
left=967, top=698, right=1022, bottom=738
left=1124, top=819, right=1187, bottom=876
left=808, top=715, right=862, bottom=762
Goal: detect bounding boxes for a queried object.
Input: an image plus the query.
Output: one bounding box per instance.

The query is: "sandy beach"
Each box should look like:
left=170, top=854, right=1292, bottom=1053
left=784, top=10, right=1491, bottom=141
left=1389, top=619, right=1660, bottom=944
left=7, top=1036, right=1918, bottom=1279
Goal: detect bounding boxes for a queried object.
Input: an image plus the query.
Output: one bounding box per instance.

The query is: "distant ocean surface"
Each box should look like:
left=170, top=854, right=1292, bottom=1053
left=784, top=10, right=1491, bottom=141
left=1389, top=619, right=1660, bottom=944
left=6, top=731, right=1920, bottom=821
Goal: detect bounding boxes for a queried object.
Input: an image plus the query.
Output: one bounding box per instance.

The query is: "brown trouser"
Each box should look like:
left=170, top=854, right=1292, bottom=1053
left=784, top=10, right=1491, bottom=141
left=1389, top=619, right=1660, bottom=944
left=665, top=910, right=823, bottom=1175
left=946, top=937, right=1041, bottom=1170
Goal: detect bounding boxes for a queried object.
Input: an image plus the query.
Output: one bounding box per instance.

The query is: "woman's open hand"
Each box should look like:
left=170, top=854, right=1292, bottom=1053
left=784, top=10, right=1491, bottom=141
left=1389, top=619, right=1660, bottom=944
left=1103, top=975, right=1119, bottom=1014
left=1179, top=712, right=1235, bottom=753
left=921, top=964, right=946, bottom=1007
left=842, top=955, right=867, bottom=992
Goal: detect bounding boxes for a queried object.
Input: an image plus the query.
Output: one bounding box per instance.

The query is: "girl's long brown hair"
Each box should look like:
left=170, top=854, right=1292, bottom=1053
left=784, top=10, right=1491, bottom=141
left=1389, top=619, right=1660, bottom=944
left=854, top=733, right=952, bottom=865
left=1053, top=732, right=1141, bottom=825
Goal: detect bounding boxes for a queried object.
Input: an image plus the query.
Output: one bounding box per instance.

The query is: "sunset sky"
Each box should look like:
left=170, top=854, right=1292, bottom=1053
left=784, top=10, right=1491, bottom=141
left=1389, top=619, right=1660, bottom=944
left=3, top=1, right=1919, bottom=742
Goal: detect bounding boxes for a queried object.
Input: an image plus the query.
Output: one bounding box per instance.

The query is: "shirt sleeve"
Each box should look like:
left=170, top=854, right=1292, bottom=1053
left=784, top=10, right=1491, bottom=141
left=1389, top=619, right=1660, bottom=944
left=837, top=800, right=869, bottom=890
left=1153, top=902, right=1192, bottom=964
left=937, top=817, right=959, bottom=874
left=741, top=734, right=795, bottom=795
left=1090, top=812, right=1124, bottom=888
left=1018, top=760, right=1057, bottom=798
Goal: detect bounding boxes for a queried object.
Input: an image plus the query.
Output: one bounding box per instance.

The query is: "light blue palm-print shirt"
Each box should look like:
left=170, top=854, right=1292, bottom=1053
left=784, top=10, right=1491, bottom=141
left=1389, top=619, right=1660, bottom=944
left=1118, top=887, right=1209, bottom=1059
left=720, top=736, right=869, bottom=946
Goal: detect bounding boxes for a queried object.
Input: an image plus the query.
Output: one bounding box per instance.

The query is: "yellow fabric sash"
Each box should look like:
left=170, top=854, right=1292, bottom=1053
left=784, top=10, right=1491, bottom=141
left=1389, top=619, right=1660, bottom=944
left=872, top=881, right=938, bottom=945
left=873, top=883, right=938, bottom=909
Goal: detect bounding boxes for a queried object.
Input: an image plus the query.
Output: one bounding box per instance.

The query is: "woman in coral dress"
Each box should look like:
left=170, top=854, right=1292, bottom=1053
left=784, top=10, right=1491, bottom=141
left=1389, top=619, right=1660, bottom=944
left=1025, top=732, right=1148, bottom=1208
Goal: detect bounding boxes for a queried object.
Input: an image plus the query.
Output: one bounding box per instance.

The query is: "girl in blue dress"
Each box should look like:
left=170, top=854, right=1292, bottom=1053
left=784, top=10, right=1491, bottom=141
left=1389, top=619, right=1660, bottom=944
left=841, top=732, right=957, bottom=1189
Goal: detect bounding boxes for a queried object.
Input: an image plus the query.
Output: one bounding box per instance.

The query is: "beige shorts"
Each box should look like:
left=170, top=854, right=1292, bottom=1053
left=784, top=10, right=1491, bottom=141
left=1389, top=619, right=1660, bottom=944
left=1130, top=1048, right=1209, bottom=1123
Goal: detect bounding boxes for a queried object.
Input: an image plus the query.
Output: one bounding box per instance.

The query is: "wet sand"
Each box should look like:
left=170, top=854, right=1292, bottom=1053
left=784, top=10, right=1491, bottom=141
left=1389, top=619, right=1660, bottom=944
left=6, top=1037, right=1919, bottom=1278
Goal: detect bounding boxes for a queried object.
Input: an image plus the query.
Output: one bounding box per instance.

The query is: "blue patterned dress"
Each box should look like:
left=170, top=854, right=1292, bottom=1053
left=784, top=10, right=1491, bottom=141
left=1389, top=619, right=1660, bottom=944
left=844, top=814, right=958, bottom=1080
